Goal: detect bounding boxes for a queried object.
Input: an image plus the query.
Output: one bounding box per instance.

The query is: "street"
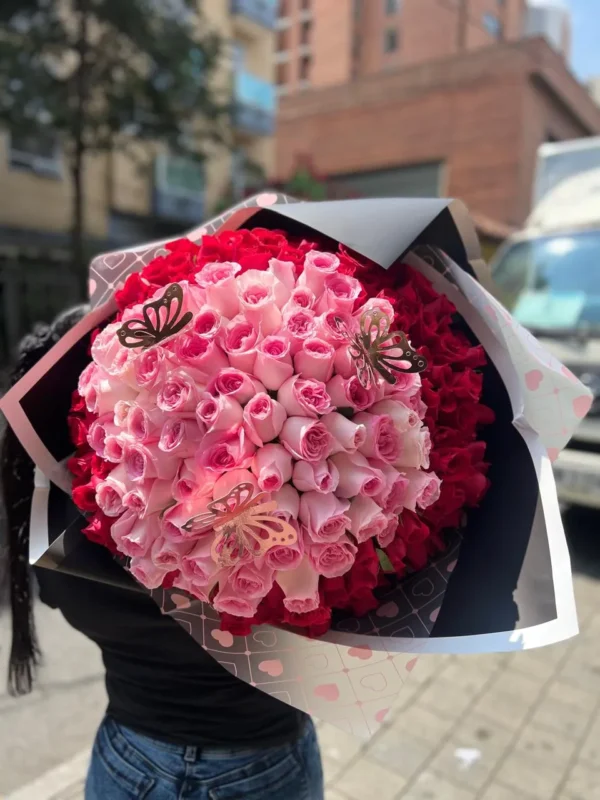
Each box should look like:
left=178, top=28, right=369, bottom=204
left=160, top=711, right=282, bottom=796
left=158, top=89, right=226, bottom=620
left=1, top=507, right=600, bottom=800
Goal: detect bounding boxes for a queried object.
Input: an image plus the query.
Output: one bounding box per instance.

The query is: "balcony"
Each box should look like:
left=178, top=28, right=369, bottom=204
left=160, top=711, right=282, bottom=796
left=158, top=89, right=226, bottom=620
left=233, top=70, right=276, bottom=136
left=153, top=154, right=205, bottom=225
left=230, top=0, right=278, bottom=31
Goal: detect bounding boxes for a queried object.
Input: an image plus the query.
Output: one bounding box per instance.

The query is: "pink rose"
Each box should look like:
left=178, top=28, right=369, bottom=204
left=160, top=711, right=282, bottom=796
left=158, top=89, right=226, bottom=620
left=237, top=269, right=285, bottom=334
left=254, top=336, right=294, bottom=391
left=321, top=412, right=366, bottom=454
left=369, top=399, right=420, bottom=433
left=355, top=297, right=395, bottom=323
left=151, top=536, right=193, bottom=569
left=161, top=501, right=208, bottom=543
left=213, top=468, right=258, bottom=499
left=251, top=444, right=293, bottom=492
left=294, top=338, right=335, bottom=382
left=198, top=427, right=255, bottom=472
left=269, top=257, right=296, bottom=290
left=330, top=451, right=385, bottom=497
left=309, top=534, right=357, bottom=578
left=174, top=461, right=216, bottom=503
left=157, top=371, right=198, bottom=414
left=230, top=561, right=274, bottom=600
left=354, top=412, right=402, bottom=463
left=123, top=441, right=179, bottom=482
left=286, top=286, right=316, bottom=311
left=159, top=417, right=203, bottom=457
left=96, top=480, right=125, bottom=517
left=78, top=363, right=101, bottom=411
left=402, top=468, right=442, bottom=511
left=377, top=517, right=398, bottom=548
left=280, top=417, right=332, bottom=463
left=292, top=459, right=339, bottom=494
left=347, top=495, right=392, bottom=544
left=175, top=333, right=228, bottom=374
left=104, top=346, right=138, bottom=385
left=383, top=372, right=422, bottom=397
left=278, top=375, right=333, bottom=419
left=114, top=400, right=134, bottom=428
left=112, top=511, right=160, bottom=558
left=299, top=491, right=350, bottom=543
left=275, top=555, right=319, bottom=612
left=180, top=536, right=217, bottom=583
left=196, top=393, right=243, bottom=432
left=104, top=434, right=126, bottom=463
left=265, top=521, right=304, bottom=572
left=195, top=260, right=241, bottom=318
left=316, top=310, right=355, bottom=346
left=372, top=461, right=410, bottom=514
left=221, top=315, right=259, bottom=373
left=95, top=373, right=137, bottom=417
left=91, top=322, right=124, bottom=372
left=317, top=273, right=362, bottom=314
left=213, top=581, right=260, bottom=618
left=394, top=425, right=431, bottom=469
left=193, top=306, right=222, bottom=338
left=326, top=374, right=376, bottom=411
left=332, top=345, right=355, bottom=378
left=128, top=404, right=164, bottom=442
left=88, top=415, right=118, bottom=458
left=282, top=308, right=317, bottom=355
left=300, top=250, right=340, bottom=296
left=124, top=478, right=174, bottom=517
left=272, top=484, right=300, bottom=522
left=134, top=347, right=168, bottom=391
left=129, top=555, right=170, bottom=590
left=208, top=368, right=265, bottom=404
left=243, top=393, right=286, bottom=446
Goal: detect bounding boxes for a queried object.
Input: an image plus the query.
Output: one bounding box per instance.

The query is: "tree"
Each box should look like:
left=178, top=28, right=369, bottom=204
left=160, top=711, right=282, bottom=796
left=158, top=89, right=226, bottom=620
left=0, top=0, right=228, bottom=291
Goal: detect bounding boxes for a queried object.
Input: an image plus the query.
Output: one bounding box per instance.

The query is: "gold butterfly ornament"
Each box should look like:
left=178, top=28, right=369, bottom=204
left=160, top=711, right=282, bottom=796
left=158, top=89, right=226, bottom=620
left=118, top=283, right=193, bottom=349
left=182, top=483, right=298, bottom=568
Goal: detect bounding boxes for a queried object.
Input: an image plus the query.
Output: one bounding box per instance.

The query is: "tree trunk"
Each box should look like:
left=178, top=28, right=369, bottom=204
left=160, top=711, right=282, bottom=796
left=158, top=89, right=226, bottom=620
left=71, top=0, right=89, bottom=298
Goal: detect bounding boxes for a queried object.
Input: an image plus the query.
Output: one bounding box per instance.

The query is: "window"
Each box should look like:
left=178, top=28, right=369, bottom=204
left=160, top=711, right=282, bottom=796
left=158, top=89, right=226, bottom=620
left=300, top=19, right=311, bottom=45
left=482, top=13, right=502, bottom=38
left=299, top=54, right=311, bottom=82
left=278, top=0, right=288, bottom=16
left=300, top=0, right=310, bottom=9
left=277, top=28, right=289, bottom=51
left=276, top=62, right=289, bottom=85
left=383, top=28, right=398, bottom=53
left=385, top=0, right=400, bottom=15
left=9, top=131, right=61, bottom=177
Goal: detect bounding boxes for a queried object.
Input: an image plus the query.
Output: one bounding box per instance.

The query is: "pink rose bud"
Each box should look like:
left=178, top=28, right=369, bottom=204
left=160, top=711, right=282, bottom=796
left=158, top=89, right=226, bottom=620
left=317, top=273, right=362, bottom=315
left=355, top=297, right=396, bottom=323
left=91, top=321, right=125, bottom=372
left=96, top=480, right=125, bottom=517
left=371, top=461, right=410, bottom=514
left=173, top=460, right=216, bottom=503
left=299, top=491, right=350, bottom=543
left=278, top=375, right=333, bottom=419
left=127, top=404, right=165, bottom=442
left=265, top=520, right=304, bottom=572
left=180, top=536, right=217, bottom=583
left=134, top=348, right=167, bottom=391
left=354, top=412, right=403, bottom=463
left=129, top=555, right=170, bottom=590
left=198, top=427, right=256, bottom=472
left=294, top=338, right=335, bottom=382
left=95, top=374, right=137, bottom=417
left=221, top=315, right=259, bottom=373
left=321, top=412, right=366, bottom=454
left=243, top=393, right=287, bottom=446
left=383, top=372, right=422, bottom=397
left=124, top=441, right=179, bottom=483
left=88, top=414, right=119, bottom=458
left=276, top=555, right=320, bottom=612
left=402, top=468, right=442, bottom=511
left=195, top=260, right=241, bottom=318
left=332, top=345, right=355, bottom=378
left=207, top=368, right=265, bottom=404
left=254, top=336, right=294, bottom=391
left=330, top=451, right=385, bottom=498
left=369, top=399, right=420, bottom=432
left=280, top=417, right=333, bottom=463
left=78, top=363, right=101, bottom=411
left=151, top=536, right=193, bottom=570
left=124, top=478, right=174, bottom=517
left=159, top=417, right=203, bottom=457
left=316, top=310, right=356, bottom=346
left=237, top=269, right=285, bottom=334
left=394, top=425, right=432, bottom=470
left=196, top=393, right=243, bottom=432
left=300, top=250, right=340, bottom=296
left=157, top=371, right=198, bottom=414
left=212, top=468, right=258, bottom=499
left=161, top=500, right=209, bottom=543
left=103, top=345, right=137, bottom=384
left=114, top=399, right=134, bottom=428
left=104, top=434, right=127, bottom=463
left=213, top=581, right=261, bottom=618
left=272, top=484, right=300, bottom=522
left=292, top=459, right=339, bottom=494
left=282, top=308, right=317, bottom=355
left=113, top=511, right=160, bottom=559
left=377, top=516, right=398, bottom=549
left=269, top=257, right=296, bottom=290
left=193, top=306, right=222, bottom=338
left=251, top=443, right=293, bottom=493
left=286, top=286, right=316, bottom=311
left=308, top=534, right=357, bottom=578
left=230, top=561, right=274, bottom=600
left=347, top=495, right=392, bottom=544
left=176, top=333, right=229, bottom=374
left=326, top=374, right=376, bottom=412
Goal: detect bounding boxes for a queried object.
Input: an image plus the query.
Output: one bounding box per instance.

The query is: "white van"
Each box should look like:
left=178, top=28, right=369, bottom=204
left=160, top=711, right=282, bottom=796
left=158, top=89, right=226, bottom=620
left=490, top=138, right=600, bottom=509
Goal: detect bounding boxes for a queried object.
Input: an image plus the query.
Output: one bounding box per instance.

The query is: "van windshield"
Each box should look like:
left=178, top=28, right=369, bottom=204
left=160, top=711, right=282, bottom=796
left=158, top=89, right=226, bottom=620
left=492, top=230, right=600, bottom=334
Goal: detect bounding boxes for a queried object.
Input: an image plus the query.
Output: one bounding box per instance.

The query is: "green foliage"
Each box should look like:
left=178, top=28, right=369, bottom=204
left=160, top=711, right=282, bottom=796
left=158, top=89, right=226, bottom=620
left=285, top=167, right=327, bottom=201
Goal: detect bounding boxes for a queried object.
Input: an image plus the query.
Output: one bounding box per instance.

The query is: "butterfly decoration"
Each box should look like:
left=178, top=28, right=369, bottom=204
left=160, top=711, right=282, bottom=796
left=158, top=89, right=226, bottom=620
left=117, top=283, right=193, bottom=349
left=333, top=309, right=428, bottom=389
left=182, top=482, right=298, bottom=568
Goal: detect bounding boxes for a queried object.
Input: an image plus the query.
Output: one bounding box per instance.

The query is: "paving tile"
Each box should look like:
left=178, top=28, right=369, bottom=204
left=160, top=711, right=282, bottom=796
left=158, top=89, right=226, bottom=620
left=479, top=783, right=536, bottom=800
left=427, top=712, right=513, bottom=791
left=487, top=670, right=544, bottom=707
left=512, top=720, right=578, bottom=768
left=418, top=680, right=473, bottom=721
left=545, top=679, right=597, bottom=712
left=504, top=649, right=561, bottom=681
left=390, top=702, right=455, bottom=744
left=335, top=757, right=406, bottom=800
left=398, top=770, right=476, bottom=799
left=317, top=724, right=363, bottom=786
left=326, top=791, right=352, bottom=800
left=438, top=660, right=498, bottom=694
left=408, top=656, right=451, bottom=686
left=473, top=689, right=532, bottom=731
left=560, top=762, right=600, bottom=799
left=530, top=696, right=595, bottom=741
left=578, top=714, right=600, bottom=769
left=495, top=751, right=566, bottom=798
left=559, top=646, right=600, bottom=694
left=367, top=727, right=435, bottom=781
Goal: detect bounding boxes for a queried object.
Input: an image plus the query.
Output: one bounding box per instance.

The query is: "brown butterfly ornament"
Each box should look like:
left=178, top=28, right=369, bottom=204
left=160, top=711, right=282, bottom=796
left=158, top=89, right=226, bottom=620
left=118, top=283, right=193, bottom=349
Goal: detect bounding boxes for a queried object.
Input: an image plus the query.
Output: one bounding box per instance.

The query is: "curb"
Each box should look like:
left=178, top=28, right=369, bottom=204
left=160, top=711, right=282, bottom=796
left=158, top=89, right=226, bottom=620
left=6, top=750, right=89, bottom=800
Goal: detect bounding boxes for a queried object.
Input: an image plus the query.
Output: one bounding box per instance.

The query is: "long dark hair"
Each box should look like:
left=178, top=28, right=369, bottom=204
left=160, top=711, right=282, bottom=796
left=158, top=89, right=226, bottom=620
left=1, top=305, right=88, bottom=695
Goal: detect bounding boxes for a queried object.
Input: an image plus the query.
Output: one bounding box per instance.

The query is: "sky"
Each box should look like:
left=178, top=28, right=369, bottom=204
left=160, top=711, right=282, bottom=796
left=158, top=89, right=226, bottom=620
left=550, top=0, right=600, bottom=80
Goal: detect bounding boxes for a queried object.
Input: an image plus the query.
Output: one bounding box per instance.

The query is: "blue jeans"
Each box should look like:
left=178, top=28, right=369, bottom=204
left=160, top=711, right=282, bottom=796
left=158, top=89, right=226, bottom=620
left=85, top=716, right=324, bottom=800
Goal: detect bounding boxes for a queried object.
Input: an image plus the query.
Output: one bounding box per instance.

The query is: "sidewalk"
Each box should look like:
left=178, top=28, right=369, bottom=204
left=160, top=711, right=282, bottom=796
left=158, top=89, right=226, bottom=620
left=6, top=571, right=600, bottom=800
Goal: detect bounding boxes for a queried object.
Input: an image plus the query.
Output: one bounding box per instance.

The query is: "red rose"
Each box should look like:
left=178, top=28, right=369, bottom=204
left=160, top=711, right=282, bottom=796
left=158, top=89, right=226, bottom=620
left=350, top=589, right=380, bottom=617
left=68, top=415, right=91, bottom=448
left=218, top=614, right=253, bottom=637
left=283, top=604, right=332, bottom=631
left=70, top=391, right=86, bottom=415
left=161, top=570, right=180, bottom=590
left=72, top=477, right=100, bottom=512
left=405, top=541, right=430, bottom=571
left=396, top=512, right=431, bottom=547
left=347, top=540, right=380, bottom=597
left=115, top=273, right=156, bottom=311
left=82, top=511, right=116, bottom=552
left=91, top=454, right=113, bottom=480
left=322, top=576, right=350, bottom=609
left=68, top=450, right=94, bottom=480
left=385, top=536, right=407, bottom=574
